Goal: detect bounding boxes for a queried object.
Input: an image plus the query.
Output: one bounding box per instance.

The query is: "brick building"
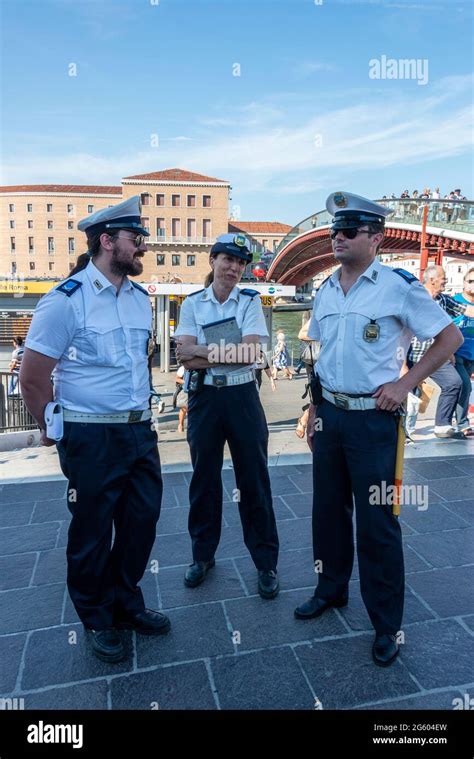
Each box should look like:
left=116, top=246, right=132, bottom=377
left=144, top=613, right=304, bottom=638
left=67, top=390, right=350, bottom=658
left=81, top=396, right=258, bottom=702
left=0, top=169, right=290, bottom=284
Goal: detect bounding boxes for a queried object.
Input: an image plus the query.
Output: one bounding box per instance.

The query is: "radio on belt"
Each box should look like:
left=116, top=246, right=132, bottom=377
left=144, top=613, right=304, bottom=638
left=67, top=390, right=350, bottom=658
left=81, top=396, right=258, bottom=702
left=44, top=402, right=64, bottom=441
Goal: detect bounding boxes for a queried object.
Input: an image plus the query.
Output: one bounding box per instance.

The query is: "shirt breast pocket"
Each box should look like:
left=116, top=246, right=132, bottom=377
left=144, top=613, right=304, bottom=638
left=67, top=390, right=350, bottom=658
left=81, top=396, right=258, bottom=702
left=351, top=307, right=399, bottom=347
left=314, top=305, right=339, bottom=347
left=72, top=326, right=121, bottom=366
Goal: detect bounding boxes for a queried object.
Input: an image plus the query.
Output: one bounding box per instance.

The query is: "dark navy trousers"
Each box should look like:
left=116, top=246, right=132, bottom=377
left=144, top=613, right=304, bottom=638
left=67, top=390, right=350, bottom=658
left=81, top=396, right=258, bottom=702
left=186, top=382, right=279, bottom=571
left=312, top=400, right=404, bottom=634
left=57, top=421, right=162, bottom=630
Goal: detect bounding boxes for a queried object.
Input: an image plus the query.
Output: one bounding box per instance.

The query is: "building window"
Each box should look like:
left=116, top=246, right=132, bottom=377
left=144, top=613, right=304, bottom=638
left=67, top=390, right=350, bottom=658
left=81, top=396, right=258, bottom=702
left=68, top=238, right=75, bottom=253
left=88, top=204, right=94, bottom=213
left=141, top=193, right=151, bottom=206
left=141, top=216, right=150, bottom=232
left=49, top=262, right=55, bottom=271
left=458, top=265, right=462, bottom=273
left=28, top=220, right=33, bottom=229
left=203, top=219, right=211, bottom=240
left=29, top=262, right=35, bottom=271
left=27, top=203, right=33, bottom=213
left=203, top=195, right=211, bottom=208
left=156, top=254, right=165, bottom=265
left=187, top=195, right=196, bottom=207
left=273, top=240, right=279, bottom=251
left=172, top=254, right=181, bottom=266
left=67, top=204, right=74, bottom=214
left=28, top=237, right=34, bottom=253
left=69, top=262, right=74, bottom=271
left=48, top=237, right=55, bottom=253
left=10, top=236, right=15, bottom=251
left=172, top=218, right=181, bottom=238
left=187, top=219, right=196, bottom=238
left=262, top=239, right=268, bottom=250
left=68, top=221, right=74, bottom=229
left=11, top=262, right=17, bottom=274
left=47, top=203, right=53, bottom=212
left=187, top=255, right=196, bottom=266
left=47, top=220, right=54, bottom=229
left=9, top=220, right=15, bottom=229
left=156, top=218, right=165, bottom=237
left=9, top=203, right=15, bottom=213
left=156, top=194, right=165, bottom=206
left=171, top=194, right=180, bottom=207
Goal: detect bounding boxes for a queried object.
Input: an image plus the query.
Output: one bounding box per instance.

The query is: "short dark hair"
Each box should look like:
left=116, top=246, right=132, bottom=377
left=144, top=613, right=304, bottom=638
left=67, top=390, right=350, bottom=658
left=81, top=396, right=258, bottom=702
left=366, top=222, right=384, bottom=253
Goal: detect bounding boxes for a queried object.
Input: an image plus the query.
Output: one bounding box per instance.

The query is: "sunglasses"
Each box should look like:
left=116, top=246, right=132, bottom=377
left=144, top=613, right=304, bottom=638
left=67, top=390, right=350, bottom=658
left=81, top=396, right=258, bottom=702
left=114, top=232, right=146, bottom=248
left=330, top=228, right=371, bottom=240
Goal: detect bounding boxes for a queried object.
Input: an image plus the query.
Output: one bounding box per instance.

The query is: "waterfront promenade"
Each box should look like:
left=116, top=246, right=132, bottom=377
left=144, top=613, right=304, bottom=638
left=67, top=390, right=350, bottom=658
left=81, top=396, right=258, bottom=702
left=0, top=372, right=473, bottom=710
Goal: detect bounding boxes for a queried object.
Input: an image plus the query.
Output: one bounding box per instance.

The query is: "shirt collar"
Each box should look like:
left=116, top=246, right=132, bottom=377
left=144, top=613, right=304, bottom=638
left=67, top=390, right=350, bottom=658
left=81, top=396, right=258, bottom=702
left=360, top=257, right=382, bottom=283
left=86, top=260, right=132, bottom=294
left=329, top=258, right=381, bottom=288
left=202, top=284, right=240, bottom=304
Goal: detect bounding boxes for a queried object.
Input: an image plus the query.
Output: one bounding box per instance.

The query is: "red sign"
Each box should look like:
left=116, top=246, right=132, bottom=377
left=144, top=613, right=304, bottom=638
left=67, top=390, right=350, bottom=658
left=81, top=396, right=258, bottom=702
left=147, top=284, right=156, bottom=293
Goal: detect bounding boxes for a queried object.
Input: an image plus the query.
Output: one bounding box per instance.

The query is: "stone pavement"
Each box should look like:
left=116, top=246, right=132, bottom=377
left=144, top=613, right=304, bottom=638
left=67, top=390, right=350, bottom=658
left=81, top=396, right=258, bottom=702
left=1, top=455, right=473, bottom=711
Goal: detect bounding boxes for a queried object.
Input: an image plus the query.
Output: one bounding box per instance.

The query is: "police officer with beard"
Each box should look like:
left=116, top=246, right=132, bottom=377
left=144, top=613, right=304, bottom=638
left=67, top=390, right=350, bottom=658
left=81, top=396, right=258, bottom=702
left=20, top=197, right=170, bottom=663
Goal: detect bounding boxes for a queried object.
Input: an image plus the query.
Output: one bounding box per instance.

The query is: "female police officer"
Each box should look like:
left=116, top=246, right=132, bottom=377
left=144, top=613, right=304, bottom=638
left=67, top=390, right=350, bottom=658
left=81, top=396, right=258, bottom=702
left=174, top=233, right=279, bottom=598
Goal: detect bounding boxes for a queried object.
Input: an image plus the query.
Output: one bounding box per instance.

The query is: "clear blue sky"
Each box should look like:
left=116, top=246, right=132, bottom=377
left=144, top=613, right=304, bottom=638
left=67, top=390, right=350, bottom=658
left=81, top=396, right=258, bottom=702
left=1, top=0, right=472, bottom=225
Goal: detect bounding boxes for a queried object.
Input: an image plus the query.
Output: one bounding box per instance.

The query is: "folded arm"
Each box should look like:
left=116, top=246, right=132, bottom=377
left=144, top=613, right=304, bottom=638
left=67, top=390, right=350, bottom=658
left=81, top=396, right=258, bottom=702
left=175, top=335, right=261, bottom=369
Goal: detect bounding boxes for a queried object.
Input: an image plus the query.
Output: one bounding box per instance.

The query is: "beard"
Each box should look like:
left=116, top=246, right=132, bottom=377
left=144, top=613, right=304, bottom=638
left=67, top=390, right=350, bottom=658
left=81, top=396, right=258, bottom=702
left=110, top=249, right=144, bottom=277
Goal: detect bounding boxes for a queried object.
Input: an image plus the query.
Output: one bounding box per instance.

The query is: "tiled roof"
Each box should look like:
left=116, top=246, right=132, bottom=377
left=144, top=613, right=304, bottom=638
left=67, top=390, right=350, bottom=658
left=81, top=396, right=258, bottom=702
left=123, top=168, right=229, bottom=184
left=229, top=221, right=292, bottom=234
left=0, top=185, right=122, bottom=194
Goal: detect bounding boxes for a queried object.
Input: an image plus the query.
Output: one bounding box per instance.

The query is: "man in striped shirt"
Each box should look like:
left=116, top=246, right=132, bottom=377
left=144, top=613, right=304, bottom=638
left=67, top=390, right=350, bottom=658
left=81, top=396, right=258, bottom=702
left=407, top=265, right=474, bottom=438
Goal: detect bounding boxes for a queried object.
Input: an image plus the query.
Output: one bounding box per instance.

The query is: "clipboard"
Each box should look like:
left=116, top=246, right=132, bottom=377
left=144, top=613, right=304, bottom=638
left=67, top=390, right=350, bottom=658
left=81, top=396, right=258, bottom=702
left=201, top=317, right=247, bottom=375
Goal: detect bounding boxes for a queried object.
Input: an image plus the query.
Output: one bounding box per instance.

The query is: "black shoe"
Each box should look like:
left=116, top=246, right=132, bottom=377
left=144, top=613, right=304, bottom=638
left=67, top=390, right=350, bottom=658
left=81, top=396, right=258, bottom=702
left=87, top=628, right=126, bottom=663
left=372, top=634, right=399, bottom=667
left=184, top=559, right=215, bottom=588
left=294, top=594, right=348, bottom=619
left=258, top=570, right=279, bottom=599
left=115, top=609, right=171, bottom=636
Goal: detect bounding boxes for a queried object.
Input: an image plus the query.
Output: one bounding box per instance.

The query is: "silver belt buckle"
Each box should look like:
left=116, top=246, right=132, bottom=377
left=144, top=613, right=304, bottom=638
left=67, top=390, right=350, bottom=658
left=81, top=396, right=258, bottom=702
left=128, top=411, right=143, bottom=423
left=213, top=375, right=227, bottom=387
left=333, top=393, right=349, bottom=410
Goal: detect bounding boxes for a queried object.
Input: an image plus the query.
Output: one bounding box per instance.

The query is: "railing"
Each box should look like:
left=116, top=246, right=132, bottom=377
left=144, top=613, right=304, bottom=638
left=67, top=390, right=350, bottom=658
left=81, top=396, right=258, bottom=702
left=274, top=198, right=474, bottom=257
left=377, top=198, right=474, bottom=233
left=0, top=372, right=37, bottom=433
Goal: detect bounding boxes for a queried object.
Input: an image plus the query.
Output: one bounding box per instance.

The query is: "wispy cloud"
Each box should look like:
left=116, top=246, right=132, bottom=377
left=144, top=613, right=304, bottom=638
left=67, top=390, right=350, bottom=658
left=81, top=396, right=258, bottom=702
left=293, top=61, right=337, bottom=77
left=2, top=75, right=473, bottom=196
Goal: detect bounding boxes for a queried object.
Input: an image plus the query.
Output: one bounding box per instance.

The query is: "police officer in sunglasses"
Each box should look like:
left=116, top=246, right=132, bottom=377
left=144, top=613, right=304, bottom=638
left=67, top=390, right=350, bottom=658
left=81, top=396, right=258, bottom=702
left=20, top=197, right=170, bottom=663
left=294, top=191, right=463, bottom=667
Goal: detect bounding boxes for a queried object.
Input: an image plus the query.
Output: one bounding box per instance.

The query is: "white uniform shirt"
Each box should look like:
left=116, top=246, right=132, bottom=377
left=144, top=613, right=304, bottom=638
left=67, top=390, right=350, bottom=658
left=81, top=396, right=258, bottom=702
left=174, top=284, right=269, bottom=376
left=308, top=258, right=452, bottom=394
left=25, top=261, right=152, bottom=413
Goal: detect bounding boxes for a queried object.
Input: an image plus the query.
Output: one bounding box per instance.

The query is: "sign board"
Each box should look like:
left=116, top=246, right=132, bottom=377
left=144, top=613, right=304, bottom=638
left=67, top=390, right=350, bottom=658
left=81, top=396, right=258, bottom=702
left=0, top=280, right=57, bottom=295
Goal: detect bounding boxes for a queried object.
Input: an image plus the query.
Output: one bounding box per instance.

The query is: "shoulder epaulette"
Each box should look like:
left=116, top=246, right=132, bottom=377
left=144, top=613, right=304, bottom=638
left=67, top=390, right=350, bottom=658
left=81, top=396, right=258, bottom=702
left=392, top=268, right=418, bottom=284
left=188, top=288, right=205, bottom=297
left=131, top=281, right=148, bottom=295
left=56, top=279, right=82, bottom=297
left=240, top=288, right=259, bottom=297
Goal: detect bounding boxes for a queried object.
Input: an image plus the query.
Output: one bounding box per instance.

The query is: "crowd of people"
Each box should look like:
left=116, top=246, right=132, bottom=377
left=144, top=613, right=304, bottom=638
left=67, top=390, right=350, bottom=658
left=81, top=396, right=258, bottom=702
left=380, top=188, right=471, bottom=224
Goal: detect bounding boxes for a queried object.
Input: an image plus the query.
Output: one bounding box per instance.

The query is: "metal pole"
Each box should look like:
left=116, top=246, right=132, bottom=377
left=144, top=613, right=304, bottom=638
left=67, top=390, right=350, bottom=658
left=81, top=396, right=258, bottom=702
left=163, top=295, right=170, bottom=372
left=419, top=204, right=429, bottom=281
